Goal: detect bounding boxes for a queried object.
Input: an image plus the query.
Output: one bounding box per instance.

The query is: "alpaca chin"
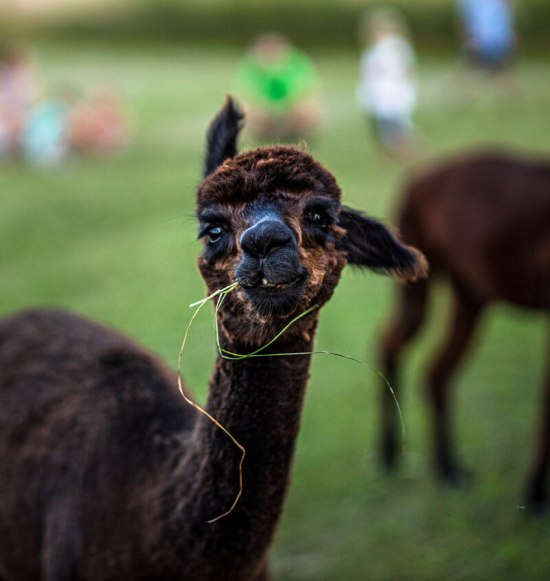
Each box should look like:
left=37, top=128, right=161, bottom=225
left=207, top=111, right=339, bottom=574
left=239, top=274, right=309, bottom=317
left=213, top=288, right=318, bottom=349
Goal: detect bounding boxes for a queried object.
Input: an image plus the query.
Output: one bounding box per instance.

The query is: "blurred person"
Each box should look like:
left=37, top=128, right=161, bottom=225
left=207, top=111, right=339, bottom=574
left=0, top=42, right=39, bottom=158
left=235, top=33, right=323, bottom=142
left=356, top=7, right=418, bottom=162
left=21, top=87, right=129, bottom=166
left=457, top=0, right=516, bottom=76
left=67, top=89, right=129, bottom=156
left=0, top=40, right=129, bottom=166
left=21, top=88, right=73, bottom=166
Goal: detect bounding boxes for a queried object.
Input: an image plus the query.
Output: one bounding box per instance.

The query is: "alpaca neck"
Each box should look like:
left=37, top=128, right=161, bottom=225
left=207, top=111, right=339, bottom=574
left=160, top=323, right=316, bottom=579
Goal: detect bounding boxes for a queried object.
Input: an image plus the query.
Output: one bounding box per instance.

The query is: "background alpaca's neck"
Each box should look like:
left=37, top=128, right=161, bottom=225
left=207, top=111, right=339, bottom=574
left=157, top=323, right=316, bottom=579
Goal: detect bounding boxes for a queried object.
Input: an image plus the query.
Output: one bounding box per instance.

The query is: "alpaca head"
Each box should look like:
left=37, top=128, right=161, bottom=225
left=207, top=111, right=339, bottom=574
left=196, top=98, right=427, bottom=345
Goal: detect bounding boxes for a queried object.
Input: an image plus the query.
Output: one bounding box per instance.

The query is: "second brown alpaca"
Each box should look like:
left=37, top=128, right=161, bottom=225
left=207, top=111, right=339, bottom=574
left=379, top=150, right=550, bottom=512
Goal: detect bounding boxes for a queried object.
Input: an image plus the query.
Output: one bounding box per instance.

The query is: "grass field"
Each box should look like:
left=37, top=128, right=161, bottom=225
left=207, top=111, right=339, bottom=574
left=2, top=40, right=550, bottom=580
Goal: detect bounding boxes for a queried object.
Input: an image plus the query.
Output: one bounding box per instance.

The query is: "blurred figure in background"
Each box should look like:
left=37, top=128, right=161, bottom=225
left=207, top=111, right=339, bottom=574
left=235, top=33, right=323, bottom=142
left=356, top=7, right=418, bottom=162
left=0, top=41, right=39, bottom=158
left=0, top=40, right=129, bottom=166
left=457, top=0, right=517, bottom=77
left=21, top=88, right=129, bottom=166
left=67, top=89, right=129, bottom=157
left=21, top=86, right=74, bottom=166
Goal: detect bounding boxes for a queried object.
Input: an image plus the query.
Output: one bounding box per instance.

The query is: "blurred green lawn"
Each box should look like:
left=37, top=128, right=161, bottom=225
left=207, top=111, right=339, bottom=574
left=2, top=41, right=549, bottom=580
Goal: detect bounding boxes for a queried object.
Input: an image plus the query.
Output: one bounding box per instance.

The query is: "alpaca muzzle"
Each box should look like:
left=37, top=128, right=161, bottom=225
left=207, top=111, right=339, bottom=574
left=235, top=219, right=308, bottom=314
left=236, top=222, right=305, bottom=288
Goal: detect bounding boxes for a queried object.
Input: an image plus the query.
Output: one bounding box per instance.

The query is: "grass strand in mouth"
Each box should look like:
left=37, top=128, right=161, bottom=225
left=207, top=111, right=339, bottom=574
left=212, top=290, right=406, bottom=453
left=177, top=282, right=242, bottom=523
left=178, top=282, right=406, bottom=523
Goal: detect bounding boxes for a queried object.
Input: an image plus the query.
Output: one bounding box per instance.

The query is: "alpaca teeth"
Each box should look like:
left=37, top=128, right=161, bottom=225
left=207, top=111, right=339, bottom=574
left=261, top=278, right=278, bottom=288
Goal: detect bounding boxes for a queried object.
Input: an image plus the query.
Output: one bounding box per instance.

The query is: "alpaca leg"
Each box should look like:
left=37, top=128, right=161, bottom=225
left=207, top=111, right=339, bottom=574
left=379, top=279, right=429, bottom=470
left=427, top=286, right=484, bottom=485
left=526, top=333, right=550, bottom=513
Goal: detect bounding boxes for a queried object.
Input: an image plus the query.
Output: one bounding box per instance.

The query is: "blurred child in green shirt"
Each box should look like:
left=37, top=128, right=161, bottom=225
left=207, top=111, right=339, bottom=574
left=235, top=33, right=323, bottom=142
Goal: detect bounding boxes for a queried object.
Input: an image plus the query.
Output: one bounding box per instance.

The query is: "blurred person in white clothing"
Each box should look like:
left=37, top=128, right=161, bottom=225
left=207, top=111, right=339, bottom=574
left=357, top=8, right=417, bottom=161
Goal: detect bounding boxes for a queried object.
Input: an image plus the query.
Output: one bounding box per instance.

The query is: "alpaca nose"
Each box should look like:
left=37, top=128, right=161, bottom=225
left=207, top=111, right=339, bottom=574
left=240, top=220, right=294, bottom=258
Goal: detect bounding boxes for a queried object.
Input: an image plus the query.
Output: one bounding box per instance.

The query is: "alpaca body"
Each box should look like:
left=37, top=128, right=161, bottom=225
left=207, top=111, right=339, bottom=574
left=400, top=151, right=550, bottom=307
left=0, top=98, right=426, bottom=579
left=0, top=308, right=188, bottom=580
left=379, top=150, right=550, bottom=509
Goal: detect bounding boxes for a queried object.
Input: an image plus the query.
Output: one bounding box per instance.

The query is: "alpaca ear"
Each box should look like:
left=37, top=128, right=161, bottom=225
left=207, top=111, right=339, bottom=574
left=339, top=206, right=428, bottom=282
left=204, top=96, right=244, bottom=178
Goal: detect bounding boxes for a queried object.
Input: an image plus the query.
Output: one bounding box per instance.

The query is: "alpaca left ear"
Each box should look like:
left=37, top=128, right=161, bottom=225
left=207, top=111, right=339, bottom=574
left=338, top=206, right=428, bottom=282
left=204, top=96, right=244, bottom=178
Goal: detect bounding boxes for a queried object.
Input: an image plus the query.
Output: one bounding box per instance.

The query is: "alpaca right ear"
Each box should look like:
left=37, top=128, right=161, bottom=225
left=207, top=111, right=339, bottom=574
left=339, top=206, right=429, bottom=282
left=204, top=96, right=244, bottom=178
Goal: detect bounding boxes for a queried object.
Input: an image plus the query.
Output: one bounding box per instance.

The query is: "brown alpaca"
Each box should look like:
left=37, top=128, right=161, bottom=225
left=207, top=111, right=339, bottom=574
left=0, top=98, right=427, bottom=580
left=379, top=150, right=550, bottom=511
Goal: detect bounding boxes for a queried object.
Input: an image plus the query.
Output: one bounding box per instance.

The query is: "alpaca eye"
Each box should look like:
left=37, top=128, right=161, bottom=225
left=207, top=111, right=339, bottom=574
left=208, top=226, right=223, bottom=244
left=305, top=210, right=331, bottom=229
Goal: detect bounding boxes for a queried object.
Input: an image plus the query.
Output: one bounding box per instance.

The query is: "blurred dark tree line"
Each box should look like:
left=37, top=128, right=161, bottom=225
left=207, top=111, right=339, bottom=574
left=2, top=0, right=549, bottom=51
